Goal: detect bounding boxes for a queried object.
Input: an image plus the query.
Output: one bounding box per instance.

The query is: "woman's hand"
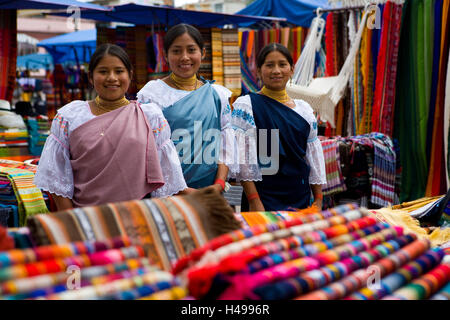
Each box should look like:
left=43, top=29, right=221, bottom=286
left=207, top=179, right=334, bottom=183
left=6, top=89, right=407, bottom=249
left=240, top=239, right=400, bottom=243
left=248, top=197, right=265, bottom=211
left=176, top=187, right=197, bottom=195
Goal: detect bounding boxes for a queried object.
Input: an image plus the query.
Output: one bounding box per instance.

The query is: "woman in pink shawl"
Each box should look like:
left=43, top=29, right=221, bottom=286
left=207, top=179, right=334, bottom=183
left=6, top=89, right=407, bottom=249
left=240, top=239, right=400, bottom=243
left=35, top=44, right=189, bottom=210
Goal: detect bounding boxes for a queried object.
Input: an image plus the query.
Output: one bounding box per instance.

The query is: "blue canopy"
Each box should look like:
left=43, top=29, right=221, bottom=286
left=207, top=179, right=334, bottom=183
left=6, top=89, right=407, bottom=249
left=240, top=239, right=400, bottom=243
left=51, top=3, right=285, bottom=27
left=17, top=53, right=53, bottom=70
left=0, top=0, right=109, bottom=10
left=37, top=29, right=96, bottom=64
left=237, top=0, right=330, bottom=27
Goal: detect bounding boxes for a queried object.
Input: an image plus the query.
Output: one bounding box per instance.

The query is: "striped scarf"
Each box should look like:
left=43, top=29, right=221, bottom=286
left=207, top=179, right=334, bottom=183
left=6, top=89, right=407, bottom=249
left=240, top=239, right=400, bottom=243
left=320, top=137, right=347, bottom=196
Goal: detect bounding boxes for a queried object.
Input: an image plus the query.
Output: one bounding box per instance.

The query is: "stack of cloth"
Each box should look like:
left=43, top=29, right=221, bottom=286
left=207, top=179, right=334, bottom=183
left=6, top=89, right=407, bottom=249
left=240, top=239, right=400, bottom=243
left=173, top=204, right=450, bottom=300
left=0, top=164, right=48, bottom=227
left=211, top=28, right=224, bottom=86
left=0, top=176, right=19, bottom=227
left=221, top=29, right=241, bottom=97
left=24, top=115, right=50, bottom=156
left=0, top=236, right=186, bottom=300
left=0, top=128, right=29, bottom=160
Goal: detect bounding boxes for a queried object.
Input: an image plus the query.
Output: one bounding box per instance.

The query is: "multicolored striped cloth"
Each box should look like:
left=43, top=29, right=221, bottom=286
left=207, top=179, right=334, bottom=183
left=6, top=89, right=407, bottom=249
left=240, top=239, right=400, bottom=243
left=222, top=29, right=241, bottom=97
left=27, top=188, right=240, bottom=272
left=173, top=203, right=450, bottom=300
left=0, top=166, right=48, bottom=226
left=0, top=238, right=185, bottom=300
left=320, top=137, right=347, bottom=196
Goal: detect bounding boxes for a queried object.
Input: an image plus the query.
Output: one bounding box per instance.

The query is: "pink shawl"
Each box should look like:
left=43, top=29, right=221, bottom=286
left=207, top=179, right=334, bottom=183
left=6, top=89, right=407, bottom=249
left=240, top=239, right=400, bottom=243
left=69, top=101, right=164, bottom=207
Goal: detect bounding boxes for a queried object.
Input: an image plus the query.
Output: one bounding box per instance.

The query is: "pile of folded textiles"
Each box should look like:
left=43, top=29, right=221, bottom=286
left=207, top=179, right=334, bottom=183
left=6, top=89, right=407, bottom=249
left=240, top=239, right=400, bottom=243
left=0, top=160, right=49, bottom=227
left=369, top=189, right=450, bottom=248
left=173, top=204, right=450, bottom=300
left=0, top=236, right=186, bottom=300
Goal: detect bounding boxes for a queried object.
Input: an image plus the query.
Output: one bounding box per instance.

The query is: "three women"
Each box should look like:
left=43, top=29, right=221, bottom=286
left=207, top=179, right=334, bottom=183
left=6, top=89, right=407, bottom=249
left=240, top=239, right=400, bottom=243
left=36, top=24, right=326, bottom=212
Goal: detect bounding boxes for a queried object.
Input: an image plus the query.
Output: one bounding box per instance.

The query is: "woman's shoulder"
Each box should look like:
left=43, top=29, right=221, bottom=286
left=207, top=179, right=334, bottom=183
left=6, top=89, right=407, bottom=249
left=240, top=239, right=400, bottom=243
left=293, top=99, right=314, bottom=113
left=138, top=101, right=164, bottom=118
left=211, top=83, right=232, bottom=100
left=137, top=79, right=166, bottom=101
left=55, top=100, right=90, bottom=121
left=233, top=94, right=252, bottom=110
left=293, top=99, right=317, bottom=124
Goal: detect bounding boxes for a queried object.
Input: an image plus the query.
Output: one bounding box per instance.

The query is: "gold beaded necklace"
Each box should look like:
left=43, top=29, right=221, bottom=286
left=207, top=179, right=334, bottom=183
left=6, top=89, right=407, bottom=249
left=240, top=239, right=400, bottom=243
left=94, top=96, right=130, bottom=113
left=260, top=86, right=290, bottom=104
left=169, top=72, right=198, bottom=91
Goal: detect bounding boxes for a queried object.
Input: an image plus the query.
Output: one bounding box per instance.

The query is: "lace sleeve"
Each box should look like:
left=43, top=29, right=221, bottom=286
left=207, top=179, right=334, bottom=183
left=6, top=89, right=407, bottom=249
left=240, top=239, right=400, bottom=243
left=230, top=96, right=262, bottom=182
left=142, top=104, right=187, bottom=198
left=34, top=114, right=74, bottom=198
left=305, top=120, right=327, bottom=185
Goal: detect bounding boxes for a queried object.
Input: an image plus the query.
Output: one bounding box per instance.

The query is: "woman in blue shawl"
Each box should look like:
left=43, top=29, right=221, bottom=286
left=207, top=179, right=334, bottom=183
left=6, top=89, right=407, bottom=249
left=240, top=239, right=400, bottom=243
left=137, top=24, right=238, bottom=194
left=232, top=43, right=326, bottom=211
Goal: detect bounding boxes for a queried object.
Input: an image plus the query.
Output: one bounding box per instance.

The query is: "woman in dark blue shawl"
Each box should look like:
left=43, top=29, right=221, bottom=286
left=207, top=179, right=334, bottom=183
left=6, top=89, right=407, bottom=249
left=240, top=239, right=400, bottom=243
left=232, top=43, right=326, bottom=211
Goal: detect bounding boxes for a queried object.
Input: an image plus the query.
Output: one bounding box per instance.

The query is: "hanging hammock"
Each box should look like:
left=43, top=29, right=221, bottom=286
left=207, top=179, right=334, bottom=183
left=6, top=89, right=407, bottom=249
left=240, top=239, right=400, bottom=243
left=286, top=8, right=371, bottom=127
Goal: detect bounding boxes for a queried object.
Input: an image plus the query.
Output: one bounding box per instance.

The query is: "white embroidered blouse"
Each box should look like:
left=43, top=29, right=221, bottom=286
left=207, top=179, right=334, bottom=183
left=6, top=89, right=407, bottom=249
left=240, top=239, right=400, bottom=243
left=137, top=79, right=239, bottom=176
left=34, top=100, right=188, bottom=199
left=231, top=95, right=327, bottom=185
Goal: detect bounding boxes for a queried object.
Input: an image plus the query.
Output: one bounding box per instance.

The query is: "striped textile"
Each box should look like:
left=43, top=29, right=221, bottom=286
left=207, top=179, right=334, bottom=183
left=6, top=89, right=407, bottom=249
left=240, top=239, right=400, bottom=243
left=0, top=166, right=48, bottom=226
left=0, top=238, right=185, bottom=300
left=27, top=197, right=211, bottom=272
left=236, top=206, right=319, bottom=228
left=222, top=29, right=241, bottom=97
left=320, top=137, right=347, bottom=196
left=211, top=28, right=224, bottom=85
left=371, top=134, right=396, bottom=207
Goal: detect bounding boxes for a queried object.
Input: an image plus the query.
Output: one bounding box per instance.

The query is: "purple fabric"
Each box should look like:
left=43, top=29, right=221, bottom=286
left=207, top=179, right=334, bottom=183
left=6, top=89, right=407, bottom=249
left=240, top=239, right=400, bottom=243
left=69, top=101, right=164, bottom=207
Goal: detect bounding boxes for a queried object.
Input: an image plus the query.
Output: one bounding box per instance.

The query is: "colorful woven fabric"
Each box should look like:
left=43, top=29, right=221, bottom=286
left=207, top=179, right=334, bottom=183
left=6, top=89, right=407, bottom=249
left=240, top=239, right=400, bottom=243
left=211, top=28, right=224, bottom=85
left=298, top=238, right=430, bottom=300
left=27, top=189, right=239, bottom=272
left=0, top=166, right=48, bottom=226
left=382, top=262, right=450, bottom=300
left=222, top=29, right=241, bottom=97
left=346, top=248, right=445, bottom=300
left=173, top=203, right=362, bottom=275
left=371, top=134, right=397, bottom=206
left=0, top=238, right=184, bottom=300
left=320, top=137, right=347, bottom=195
left=0, top=236, right=130, bottom=268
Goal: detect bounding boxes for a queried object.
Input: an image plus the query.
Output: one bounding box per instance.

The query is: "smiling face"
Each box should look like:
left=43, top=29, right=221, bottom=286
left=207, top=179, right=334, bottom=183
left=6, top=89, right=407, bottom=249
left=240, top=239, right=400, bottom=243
left=165, top=32, right=205, bottom=79
left=89, top=54, right=131, bottom=102
left=257, top=50, right=294, bottom=91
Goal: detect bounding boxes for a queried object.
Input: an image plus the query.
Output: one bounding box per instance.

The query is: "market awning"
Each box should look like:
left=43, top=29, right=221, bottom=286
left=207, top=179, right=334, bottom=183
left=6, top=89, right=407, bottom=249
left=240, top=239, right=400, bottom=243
left=236, top=0, right=330, bottom=27
left=50, top=3, right=286, bottom=28
left=17, top=53, right=53, bottom=69
left=37, top=29, right=96, bottom=64
left=0, top=0, right=110, bottom=10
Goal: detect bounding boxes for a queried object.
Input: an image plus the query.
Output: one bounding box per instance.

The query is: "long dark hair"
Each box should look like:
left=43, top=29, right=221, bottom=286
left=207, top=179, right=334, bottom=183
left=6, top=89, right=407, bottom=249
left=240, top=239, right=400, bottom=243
left=88, top=44, right=133, bottom=78
left=256, top=43, right=294, bottom=69
left=163, top=23, right=204, bottom=52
